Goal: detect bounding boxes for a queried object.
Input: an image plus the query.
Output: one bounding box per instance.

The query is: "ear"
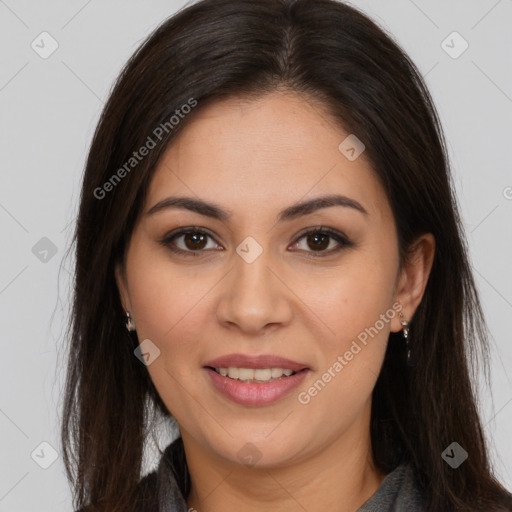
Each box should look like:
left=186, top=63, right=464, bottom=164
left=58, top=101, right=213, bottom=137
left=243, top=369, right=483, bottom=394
left=114, top=261, right=131, bottom=313
left=390, top=233, right=435, bottom=333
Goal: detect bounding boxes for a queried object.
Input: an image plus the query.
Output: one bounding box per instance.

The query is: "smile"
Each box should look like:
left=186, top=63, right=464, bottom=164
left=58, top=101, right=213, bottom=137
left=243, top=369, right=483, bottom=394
left=211, top=366, right=296, bottom=382
left=204, top=366, right=309, bottom=406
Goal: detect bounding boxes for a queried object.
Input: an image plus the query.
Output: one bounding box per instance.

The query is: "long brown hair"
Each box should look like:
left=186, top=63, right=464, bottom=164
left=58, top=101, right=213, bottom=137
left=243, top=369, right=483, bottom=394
left=61, top=0, right=512, bottom=510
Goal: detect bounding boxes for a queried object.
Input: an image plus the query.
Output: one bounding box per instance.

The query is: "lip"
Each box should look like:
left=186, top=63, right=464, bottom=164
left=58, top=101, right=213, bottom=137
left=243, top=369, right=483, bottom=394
left=204, top=366, right=310, bottom=406
left=203, top=353, right=309, bottom=372
left=203, top=353, right=311, bottom=406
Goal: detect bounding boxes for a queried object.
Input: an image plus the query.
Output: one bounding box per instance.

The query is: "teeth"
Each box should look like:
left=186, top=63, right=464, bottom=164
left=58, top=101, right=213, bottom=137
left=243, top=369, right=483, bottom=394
left=215, top=367, right=297, bottom=382
left=271, top=367, right=284, bottom=378
left=239, top=368, right=257, bottom=380
left=254, top=368, right=272, bottom=380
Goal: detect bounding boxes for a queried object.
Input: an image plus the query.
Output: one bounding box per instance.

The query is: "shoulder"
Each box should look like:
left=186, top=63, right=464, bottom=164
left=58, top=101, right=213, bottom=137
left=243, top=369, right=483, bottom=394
left=74, top=470, right=159, bottom=512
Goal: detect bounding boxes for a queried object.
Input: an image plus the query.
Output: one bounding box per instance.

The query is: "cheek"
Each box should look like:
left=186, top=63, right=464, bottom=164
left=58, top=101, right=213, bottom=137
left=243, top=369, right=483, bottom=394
left=300, top=252, right=397, bottom=343
left=297, top=280, right=392, bottom=416
left=125, top=253, right=211, bottom=418
left=126, top=239, right=206, bottom=342
left=299, top=249, right=397, bottom=397
left=123, top=250, right=217, bottom=418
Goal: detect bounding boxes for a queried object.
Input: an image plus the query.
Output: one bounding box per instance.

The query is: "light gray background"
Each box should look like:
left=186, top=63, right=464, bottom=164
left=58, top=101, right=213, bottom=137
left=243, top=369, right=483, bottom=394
left=0, top=0, right=511, bottom=510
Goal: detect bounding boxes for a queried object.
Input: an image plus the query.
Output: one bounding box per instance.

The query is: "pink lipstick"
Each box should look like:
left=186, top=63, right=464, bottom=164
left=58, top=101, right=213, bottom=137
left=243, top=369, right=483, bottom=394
left=203, top=353, right=310, bottom=406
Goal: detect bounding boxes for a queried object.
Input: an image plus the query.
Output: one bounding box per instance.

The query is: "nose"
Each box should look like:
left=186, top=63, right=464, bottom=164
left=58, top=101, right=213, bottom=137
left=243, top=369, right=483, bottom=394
left=215, top=245, right=293, bottom=336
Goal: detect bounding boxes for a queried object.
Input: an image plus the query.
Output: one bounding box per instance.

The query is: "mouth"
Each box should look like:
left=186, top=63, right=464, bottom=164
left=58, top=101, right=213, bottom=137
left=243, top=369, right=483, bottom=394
left=202, top=354, right=310, bottom=406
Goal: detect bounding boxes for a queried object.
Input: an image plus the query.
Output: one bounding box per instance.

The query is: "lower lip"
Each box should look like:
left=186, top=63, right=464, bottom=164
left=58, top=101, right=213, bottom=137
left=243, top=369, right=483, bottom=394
left=204, top=367, right=309, bottom=406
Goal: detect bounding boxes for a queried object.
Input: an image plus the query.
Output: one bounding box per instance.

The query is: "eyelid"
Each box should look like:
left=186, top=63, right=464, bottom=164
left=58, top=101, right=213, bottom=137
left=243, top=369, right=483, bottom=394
left=290, top=225, right=353, bottom=255
left=159, top=225, right=353, bottom=257
left=158, top=226, right=221, bottom=257
left=292, top=225, right=349, bottom=242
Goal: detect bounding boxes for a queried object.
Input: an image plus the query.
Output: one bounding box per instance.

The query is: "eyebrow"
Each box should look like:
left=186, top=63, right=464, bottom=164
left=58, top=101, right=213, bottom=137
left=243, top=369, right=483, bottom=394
left=146, top=194, right=368, bottom=222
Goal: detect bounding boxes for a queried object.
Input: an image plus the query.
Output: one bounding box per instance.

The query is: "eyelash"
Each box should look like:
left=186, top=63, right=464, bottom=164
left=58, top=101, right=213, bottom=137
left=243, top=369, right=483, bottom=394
left=159, top=225, right=354, bottom=258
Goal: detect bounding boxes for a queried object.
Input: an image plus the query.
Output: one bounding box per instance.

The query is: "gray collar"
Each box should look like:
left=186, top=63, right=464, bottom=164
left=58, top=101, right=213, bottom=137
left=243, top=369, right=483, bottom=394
left=357, top=462, right=425, bottom=511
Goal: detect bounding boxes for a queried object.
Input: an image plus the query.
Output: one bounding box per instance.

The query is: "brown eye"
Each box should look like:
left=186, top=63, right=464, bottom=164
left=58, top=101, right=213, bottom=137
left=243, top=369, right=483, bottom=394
left=292, top=227, right=353, bottom=256
left=305, top=233, right=330, bottom=251
left=160, top=228, right=222, bottom=256
left=182, top=232, right=208, bottom=250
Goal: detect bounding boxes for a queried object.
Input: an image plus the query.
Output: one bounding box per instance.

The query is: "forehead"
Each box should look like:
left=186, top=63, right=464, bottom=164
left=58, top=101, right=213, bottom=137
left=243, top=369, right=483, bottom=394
left=146, top=91, right=392, bottom=224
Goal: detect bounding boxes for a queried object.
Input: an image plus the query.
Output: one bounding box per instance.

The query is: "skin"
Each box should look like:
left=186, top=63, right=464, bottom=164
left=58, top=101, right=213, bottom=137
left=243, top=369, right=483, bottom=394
left=115, top=91, right=435, bottom=512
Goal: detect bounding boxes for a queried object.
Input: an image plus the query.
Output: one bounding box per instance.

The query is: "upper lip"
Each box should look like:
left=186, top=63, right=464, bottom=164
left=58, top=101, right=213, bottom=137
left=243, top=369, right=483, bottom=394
left=203, top=353, right=309, bottom=371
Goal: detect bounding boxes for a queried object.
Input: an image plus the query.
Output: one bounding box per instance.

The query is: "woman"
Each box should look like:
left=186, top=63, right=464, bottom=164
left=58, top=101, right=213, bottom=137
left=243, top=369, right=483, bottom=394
left=61, top=0, right=512, bottom=510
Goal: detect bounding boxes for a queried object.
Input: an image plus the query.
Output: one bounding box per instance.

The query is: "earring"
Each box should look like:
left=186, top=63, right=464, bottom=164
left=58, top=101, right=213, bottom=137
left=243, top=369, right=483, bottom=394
left=125, top=311, right=136, bottom=332
left=398, top=310, right=411, bottom=364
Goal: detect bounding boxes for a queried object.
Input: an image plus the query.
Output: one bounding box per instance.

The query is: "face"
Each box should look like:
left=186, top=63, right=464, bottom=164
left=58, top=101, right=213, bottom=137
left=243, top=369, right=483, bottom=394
left=116, top=91, right=411, bottom=468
